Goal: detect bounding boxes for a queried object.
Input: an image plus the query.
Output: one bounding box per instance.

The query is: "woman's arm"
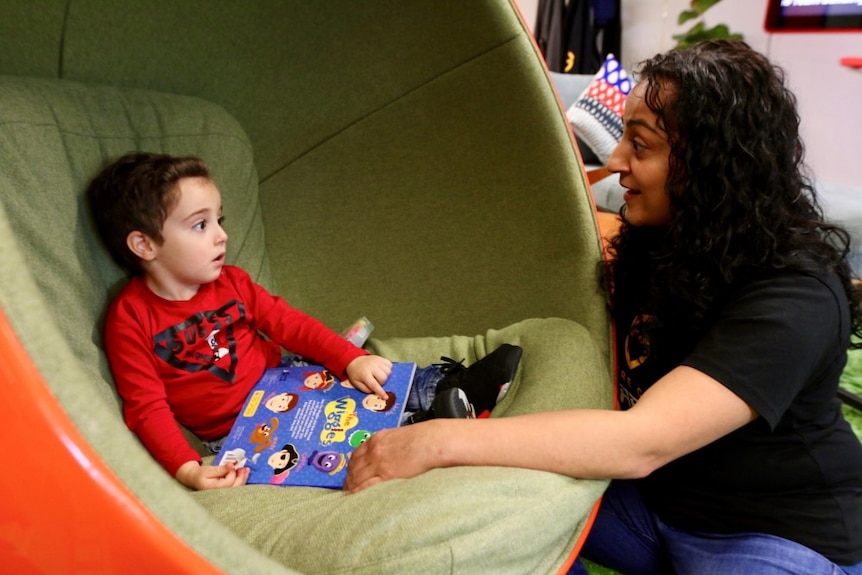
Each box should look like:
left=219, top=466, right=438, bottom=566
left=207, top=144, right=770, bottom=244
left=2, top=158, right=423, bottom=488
left=344, top=365, right=757, bottom=492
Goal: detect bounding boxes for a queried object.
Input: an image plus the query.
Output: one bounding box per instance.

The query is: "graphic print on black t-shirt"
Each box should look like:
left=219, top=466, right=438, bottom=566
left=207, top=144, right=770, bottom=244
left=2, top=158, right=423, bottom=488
left=618, top=313, right=653, bottom=409
left=153, top=300, right=246, bottom=383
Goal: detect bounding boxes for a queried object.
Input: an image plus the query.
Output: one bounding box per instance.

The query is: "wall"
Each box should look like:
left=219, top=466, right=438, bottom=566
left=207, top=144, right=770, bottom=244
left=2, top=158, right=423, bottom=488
left=517, top=0, right=862, bottom=188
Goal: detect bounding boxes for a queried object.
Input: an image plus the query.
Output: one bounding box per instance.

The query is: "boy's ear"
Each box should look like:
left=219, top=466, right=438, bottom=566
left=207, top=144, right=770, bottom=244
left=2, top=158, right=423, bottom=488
left=126, top=231, right=157, bottom=262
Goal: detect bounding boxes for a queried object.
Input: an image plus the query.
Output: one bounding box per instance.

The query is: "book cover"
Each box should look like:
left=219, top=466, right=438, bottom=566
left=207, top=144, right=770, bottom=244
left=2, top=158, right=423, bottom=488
left=218, top=362, right=415, bottom=488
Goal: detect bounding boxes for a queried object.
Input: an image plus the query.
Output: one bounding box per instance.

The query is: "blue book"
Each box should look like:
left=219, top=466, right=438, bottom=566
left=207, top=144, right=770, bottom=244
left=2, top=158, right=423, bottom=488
left=218, top=362, right=416, bottom=488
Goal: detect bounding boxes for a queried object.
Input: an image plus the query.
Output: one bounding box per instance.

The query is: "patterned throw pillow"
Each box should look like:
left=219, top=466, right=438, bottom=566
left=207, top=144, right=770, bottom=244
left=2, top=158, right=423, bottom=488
left=566, top=54, right=632, bottom=165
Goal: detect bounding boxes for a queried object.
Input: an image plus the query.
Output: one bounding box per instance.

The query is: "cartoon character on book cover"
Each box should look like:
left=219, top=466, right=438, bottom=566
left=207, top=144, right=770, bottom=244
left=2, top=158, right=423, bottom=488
left=218, top=362, right=415, bottom=488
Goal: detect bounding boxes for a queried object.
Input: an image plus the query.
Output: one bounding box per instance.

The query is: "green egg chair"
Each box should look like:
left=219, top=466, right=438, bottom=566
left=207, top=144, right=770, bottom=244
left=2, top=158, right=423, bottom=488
left=0, top=1, right=614, bottom=573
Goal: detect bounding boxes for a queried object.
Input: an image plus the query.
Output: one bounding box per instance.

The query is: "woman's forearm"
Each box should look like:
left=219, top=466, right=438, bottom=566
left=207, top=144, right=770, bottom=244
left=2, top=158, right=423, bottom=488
left=345, top=408, right=652, bottom=493
left=440, top=409, right=655, bottom=480
left=345, top=366, right=755, bottom=493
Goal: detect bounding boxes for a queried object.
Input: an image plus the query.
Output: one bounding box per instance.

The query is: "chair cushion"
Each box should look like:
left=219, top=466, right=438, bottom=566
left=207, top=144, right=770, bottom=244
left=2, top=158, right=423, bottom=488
left=0, top=76, right=613, bottom=574
left=194, top=317, right=612, bottom=575
left=0, top=75, right=272, bottom=400
left=0, top=76, right=291, bottom=574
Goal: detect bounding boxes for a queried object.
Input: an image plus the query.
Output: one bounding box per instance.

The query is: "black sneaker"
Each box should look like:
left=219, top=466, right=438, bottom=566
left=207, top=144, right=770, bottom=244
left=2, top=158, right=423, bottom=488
left=403, top=387, right=475, bottom=424
left=435, top=343, right=523, bottom=416
left=431, top=387, right=475, bottom=419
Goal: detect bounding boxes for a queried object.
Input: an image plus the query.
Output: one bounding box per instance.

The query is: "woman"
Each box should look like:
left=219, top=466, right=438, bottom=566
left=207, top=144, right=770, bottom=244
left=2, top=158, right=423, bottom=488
left=345, top=40, right=862, bottom=574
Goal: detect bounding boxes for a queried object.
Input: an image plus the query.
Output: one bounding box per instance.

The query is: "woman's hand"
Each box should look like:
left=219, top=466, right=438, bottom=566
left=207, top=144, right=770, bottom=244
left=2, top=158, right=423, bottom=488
left=345, top=354, right=392, bottom=399
left=344, top=365, right=759, bottom=493
left=175, top=460, right=250, bottom=490
left=344, top=419, right=455, bottom=493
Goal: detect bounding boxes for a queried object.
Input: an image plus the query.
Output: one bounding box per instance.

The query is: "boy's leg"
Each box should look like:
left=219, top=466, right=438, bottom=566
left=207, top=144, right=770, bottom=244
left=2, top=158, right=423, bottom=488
left=401, top=344, right=523, bottom=424
left=401, top=366, right=473, bottom=425
left=435, top=343, right=523, bottom=416
left=404, top=364, right=444, bottom=413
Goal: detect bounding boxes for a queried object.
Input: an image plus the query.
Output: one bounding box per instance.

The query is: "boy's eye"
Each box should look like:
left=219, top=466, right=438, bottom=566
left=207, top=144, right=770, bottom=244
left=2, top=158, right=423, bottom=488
left=217, top=216, right=225, bottom=226
left=192, top=220, right=207, bottom=231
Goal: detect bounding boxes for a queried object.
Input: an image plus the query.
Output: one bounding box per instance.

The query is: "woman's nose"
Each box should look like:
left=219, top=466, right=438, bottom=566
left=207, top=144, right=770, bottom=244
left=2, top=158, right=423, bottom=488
left=605, top=142, right=626, bottom=174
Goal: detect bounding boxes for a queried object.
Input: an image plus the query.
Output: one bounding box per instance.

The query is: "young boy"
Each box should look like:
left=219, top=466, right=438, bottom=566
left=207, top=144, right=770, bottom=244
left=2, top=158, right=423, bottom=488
left=87, top=152, right=521, bottom=490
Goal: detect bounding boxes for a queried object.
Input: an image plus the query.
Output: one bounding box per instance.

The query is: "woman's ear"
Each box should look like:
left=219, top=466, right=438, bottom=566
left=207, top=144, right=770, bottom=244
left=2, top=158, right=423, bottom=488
left=126, top=231, right=157, bottom=262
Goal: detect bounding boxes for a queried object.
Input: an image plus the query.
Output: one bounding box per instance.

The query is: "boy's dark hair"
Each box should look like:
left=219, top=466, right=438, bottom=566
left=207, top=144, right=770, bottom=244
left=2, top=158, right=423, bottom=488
left=86, top=152, right=210, bottom=275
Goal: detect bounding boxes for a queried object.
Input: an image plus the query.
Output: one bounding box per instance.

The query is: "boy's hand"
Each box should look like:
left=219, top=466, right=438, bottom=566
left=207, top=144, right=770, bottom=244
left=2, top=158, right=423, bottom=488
left=345, top=355, right=392, bottom=399
left=175, top=460, right=250, bottom=490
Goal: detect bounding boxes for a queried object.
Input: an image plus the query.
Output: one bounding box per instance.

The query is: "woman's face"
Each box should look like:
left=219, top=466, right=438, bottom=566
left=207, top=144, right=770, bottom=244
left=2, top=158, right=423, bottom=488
left=606, top=81, right=673, bottom=227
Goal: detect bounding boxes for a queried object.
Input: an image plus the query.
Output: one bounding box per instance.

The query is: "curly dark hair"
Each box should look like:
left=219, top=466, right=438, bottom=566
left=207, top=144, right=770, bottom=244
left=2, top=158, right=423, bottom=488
left=604, top=39, right=862, bottom=354
left=86, top=152, right=210, bottom=275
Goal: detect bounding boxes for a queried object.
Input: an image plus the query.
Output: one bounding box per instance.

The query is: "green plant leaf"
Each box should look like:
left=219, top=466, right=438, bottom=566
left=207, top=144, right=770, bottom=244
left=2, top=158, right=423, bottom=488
left=673, top=0, right=743, bottom=50
left=673, top=21, right=703, bottom=46
left=691, top=0, right=722, bottom=15
left=673, top=22, right=742, bottom=49
left=676, top=10, right=700, bottom=24
left=678, top=0, right=723, bottom=24
left=678, top=9, right=699, bottom=24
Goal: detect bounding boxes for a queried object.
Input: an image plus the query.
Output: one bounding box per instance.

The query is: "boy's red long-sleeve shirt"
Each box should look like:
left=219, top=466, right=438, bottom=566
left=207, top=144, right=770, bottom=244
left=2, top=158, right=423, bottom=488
left=104, top=265, right=366, bottom=476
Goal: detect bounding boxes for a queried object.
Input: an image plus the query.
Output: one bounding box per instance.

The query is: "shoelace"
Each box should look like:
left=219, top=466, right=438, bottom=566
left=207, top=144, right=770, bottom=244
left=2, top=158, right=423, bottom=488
left=436, top=356, right=466, bottom=375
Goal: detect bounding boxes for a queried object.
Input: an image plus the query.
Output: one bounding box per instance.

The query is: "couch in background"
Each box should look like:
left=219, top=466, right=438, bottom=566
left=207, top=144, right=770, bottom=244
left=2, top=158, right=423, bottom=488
left=550, top=72, right=627, bottom=212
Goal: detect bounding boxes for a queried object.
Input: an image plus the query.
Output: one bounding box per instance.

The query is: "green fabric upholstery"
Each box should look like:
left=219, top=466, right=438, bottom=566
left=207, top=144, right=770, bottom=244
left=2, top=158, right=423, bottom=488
left=196, top=318, right=611, bottom=575
left=0, top=78, right=292, bottom=575
left=261, top=39, right=604, bottom=337
left=0, top=0, right=607, bottom=341
left=367, top=318, right=611, bottom=419
left=0, top=2, right=614, bottom=574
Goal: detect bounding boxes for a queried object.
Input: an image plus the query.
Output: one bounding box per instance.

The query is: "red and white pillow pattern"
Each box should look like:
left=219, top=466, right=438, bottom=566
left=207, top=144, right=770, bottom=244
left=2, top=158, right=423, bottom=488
left=566, top=54, right=632, bottom=165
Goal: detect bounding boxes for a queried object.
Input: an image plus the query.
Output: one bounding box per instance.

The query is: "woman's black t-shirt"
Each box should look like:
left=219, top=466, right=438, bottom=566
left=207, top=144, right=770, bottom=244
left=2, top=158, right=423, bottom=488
left=616, top=271, right=862, bottom=564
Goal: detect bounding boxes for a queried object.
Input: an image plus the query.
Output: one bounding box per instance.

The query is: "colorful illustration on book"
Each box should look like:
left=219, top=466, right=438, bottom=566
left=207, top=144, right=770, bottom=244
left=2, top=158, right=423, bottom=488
left=299, top=369, right=337, bottom=392
left=219, top=362, right=415, bottom=488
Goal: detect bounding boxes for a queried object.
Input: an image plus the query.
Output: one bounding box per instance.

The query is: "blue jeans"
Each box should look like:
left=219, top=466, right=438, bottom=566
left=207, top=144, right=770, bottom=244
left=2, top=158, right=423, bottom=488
left=400, top=364, right=445, bottom=425
left=281, top=355, right=445, bottom=426
left=570, top=480, right=862, bottom=575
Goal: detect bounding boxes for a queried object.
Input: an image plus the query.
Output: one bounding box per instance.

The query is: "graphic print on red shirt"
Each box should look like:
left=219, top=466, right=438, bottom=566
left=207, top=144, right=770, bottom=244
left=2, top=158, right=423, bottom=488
left=152, top=300, right=246, bottom=384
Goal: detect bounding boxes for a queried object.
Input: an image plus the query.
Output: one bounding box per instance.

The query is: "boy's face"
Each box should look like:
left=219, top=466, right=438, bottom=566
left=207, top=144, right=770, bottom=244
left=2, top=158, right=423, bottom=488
left=139, top=177, right=227, bottom=299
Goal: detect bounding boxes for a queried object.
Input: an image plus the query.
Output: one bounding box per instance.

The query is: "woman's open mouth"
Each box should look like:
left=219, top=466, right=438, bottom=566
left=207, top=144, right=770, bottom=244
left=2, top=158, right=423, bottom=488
left=623, top=189, right=641, bottom=201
